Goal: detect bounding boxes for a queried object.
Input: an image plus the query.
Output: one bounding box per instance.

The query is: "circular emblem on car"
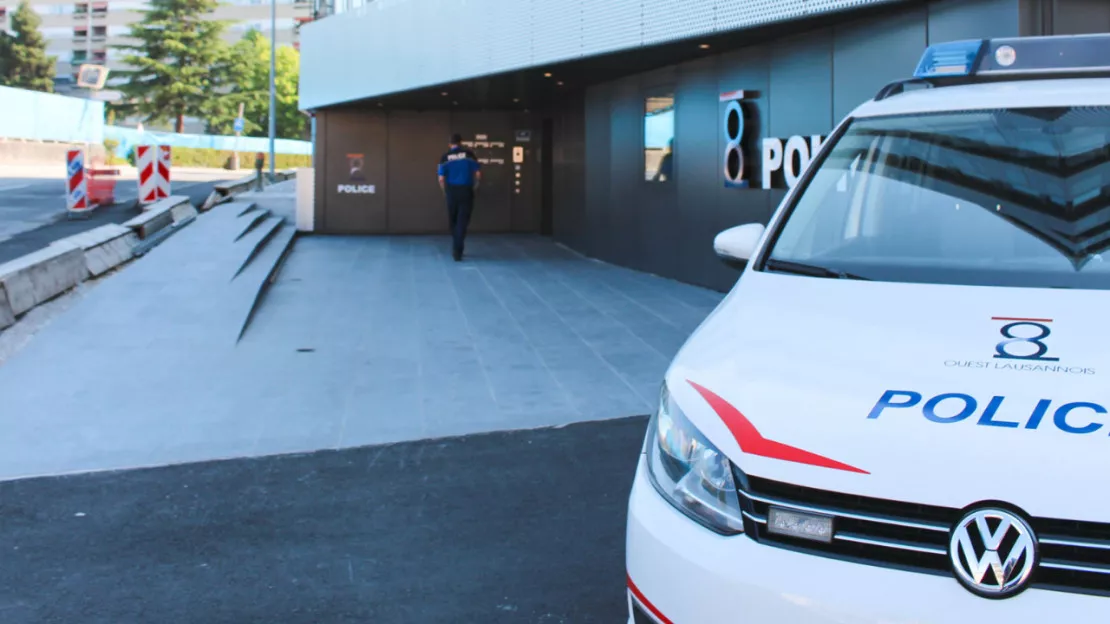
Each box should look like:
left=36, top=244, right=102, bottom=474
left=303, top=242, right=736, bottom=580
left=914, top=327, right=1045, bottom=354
left=950, top=507, right=1037, bottom=598
left=995, top=44, right=1017, bottom=67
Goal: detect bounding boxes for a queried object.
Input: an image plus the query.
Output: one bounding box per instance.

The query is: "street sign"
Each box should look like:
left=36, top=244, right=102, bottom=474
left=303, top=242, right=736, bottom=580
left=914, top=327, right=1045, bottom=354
left=76, top=64, right=109, bottom=90
left=233, top=117, right=245, bottom=133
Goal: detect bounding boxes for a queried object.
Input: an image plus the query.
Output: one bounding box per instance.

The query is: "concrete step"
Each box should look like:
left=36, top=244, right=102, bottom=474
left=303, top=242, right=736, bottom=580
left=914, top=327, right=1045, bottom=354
left=233, top=224, right=297, bottom=342
left=231, top=215, right=284, bottom=280
left=202, top=201, right=256, bottom=227
left=234, top=208, right=273, bottom=242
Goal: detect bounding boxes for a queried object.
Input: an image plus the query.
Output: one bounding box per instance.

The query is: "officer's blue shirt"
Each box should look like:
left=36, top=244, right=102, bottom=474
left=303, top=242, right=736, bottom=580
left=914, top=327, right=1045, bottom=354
left=437, top=146, right=481, bottom=187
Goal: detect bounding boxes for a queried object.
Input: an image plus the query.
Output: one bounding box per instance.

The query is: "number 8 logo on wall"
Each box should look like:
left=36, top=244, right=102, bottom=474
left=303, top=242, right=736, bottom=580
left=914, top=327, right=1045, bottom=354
left=721, top=90, right=751, bottom=188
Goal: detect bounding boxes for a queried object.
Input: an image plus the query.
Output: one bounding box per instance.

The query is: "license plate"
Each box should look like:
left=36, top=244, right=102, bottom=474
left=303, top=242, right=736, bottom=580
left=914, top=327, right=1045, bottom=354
left=767, top=507, right=834, bottom=543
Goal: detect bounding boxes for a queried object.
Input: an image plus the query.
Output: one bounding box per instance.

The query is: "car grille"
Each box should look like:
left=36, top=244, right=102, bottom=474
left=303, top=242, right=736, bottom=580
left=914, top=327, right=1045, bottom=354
left=733, top=469, right=1110, bottom=596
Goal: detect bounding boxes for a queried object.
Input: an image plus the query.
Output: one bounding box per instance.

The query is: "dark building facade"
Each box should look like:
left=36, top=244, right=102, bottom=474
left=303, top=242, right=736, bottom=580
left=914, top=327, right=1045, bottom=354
left=312, top=110, right=543, bottom=235
left=303, top=0, right=1110, bottom=292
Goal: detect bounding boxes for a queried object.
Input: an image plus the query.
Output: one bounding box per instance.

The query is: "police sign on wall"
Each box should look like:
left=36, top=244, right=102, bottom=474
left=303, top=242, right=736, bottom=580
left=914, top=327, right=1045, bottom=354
left=720, top=90, right=752, bottom=188
left=763, top=135, right=826, bottom=189
left=720, top=88, right=826, bottom=190
left=338, top=152, right=376, bottom=194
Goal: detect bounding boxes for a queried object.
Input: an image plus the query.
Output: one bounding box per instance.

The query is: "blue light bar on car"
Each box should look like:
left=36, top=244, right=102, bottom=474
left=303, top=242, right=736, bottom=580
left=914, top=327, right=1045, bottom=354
left=914, top=34, right=1110, bottom=79
left=913, top=40, right=985, bottom=78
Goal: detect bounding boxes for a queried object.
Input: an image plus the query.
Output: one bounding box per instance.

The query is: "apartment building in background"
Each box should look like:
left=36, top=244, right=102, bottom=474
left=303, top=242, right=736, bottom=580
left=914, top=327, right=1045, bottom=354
left=0, top=0, right=313, bottom=100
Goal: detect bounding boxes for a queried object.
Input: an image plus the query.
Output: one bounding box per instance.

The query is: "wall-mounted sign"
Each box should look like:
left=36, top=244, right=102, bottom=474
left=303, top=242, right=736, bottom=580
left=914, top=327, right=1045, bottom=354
left=347, top=153, right=366, bottom=181
left=515, top=130, right=532, bottom=142
left=762, top=135, right=825, bottom=189
left=338, top=184, right=376, bottom=194
left=720, top=90, right=751, bottom=188
left=720, top=89, right=828, bottom=191
left=464, top=137, right=505, bottom=151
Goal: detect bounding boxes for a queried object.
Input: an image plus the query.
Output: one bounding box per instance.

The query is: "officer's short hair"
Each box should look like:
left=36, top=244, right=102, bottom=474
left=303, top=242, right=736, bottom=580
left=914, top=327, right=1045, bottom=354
left=450, top=133, right=463, bottom=145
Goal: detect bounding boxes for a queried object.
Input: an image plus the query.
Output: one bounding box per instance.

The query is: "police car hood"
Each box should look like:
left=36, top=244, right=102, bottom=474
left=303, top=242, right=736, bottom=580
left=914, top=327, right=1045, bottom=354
left=667, top=270, right=1109, bottom=522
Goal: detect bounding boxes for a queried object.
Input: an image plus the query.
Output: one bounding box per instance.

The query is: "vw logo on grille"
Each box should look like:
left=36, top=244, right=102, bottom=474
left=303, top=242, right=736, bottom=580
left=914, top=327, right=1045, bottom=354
left=950, top=507, right=1037, bottom=598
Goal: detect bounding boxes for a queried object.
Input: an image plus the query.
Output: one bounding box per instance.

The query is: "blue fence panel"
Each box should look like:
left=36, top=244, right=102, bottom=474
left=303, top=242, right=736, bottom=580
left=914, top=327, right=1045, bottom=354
left=0, top=86, right=313, bottom=158
left=0, top=86, right=105, bottom=144
left=104, top=126, right=313, bottom=158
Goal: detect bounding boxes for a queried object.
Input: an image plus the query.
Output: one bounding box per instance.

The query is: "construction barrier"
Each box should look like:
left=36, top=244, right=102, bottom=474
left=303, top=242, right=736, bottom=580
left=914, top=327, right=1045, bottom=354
left=87, top=167, right=120, bottom=207
left=157, top=145, right=172, bottom=198
left=137, top=145, right=157, bottom=205
left=137, top=144, right=172, bottom=206
left=66, top=149, right=90, bottom=214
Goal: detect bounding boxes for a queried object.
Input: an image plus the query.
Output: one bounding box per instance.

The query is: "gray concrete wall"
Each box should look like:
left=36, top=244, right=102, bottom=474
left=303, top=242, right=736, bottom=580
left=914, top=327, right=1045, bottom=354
left=1020, top=0, right=1110, bottom=35
left=551, top=95, right=587, bottom=253
left=553, top=0, right=1032, bottom=292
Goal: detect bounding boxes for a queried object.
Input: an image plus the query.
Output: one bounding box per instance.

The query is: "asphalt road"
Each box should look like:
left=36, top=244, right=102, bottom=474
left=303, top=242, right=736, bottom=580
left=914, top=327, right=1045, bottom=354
left=0, top=176, right=225, bottom=264
left=0, top=416, right=648, bottom=624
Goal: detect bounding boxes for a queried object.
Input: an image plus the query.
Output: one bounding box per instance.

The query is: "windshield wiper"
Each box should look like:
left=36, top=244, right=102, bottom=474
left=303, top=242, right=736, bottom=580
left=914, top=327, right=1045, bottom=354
left=764, top=259, right=870, bottom=281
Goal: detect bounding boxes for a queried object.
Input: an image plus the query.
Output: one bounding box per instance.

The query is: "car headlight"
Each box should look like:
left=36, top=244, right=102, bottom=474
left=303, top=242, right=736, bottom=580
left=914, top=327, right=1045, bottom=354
left=645, top=382, right=745, bottom=535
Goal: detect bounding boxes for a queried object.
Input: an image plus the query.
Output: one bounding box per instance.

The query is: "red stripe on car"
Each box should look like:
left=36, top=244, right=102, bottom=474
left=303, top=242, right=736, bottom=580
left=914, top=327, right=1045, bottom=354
left=627, top=574, right=675, bottom=624
left=687, top=380, right=869, bottom=474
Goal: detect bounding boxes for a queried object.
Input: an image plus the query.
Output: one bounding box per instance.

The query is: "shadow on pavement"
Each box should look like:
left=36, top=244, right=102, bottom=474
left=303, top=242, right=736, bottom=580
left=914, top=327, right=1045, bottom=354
left=0, top=416, right=649, bottom=624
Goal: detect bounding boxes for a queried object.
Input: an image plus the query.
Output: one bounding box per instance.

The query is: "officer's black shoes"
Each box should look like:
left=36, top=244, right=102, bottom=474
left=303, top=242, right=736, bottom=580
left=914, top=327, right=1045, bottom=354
left=452, top=248, right=462, bottom=262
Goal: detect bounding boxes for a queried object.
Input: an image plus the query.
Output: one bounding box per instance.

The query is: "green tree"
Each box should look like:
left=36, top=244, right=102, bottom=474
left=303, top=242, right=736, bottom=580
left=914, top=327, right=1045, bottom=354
left=208, top=30, right=305, bottom=140
left=111, top=0, right=231, bottom=132
left=274, top=44, right=305, bottom=139
left=0, top=2, right=56, bottom=92
left=0, top=32, right=9, bottom=81
left=207, top=30, right=267, bottom=136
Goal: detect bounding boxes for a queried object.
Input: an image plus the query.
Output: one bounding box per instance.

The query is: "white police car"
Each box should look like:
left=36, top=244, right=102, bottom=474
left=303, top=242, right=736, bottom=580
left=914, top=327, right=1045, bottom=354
left=626, top=34, right=1110, bottom=623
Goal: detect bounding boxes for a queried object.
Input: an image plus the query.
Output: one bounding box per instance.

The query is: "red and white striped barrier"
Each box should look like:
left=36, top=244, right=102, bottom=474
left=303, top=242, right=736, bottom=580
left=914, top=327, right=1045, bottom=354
left=137, top=145, right=158, bottom=205
left=66, top=149, right=89, bottom=213
left=157, top=145, right=172, bottom=199
left=136, top=144, right=172, bottom=205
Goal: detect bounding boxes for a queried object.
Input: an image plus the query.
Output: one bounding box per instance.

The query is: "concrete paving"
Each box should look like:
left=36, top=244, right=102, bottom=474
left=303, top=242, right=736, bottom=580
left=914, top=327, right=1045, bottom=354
left=0, top=417, right=645, bottom=623
left=0, top=183, right=720, bottom=480
left=244, top=234, right=720, bottom=445
left=0, top=178, right=66, bottom=243
left=242, top=179, right=296, bottom=222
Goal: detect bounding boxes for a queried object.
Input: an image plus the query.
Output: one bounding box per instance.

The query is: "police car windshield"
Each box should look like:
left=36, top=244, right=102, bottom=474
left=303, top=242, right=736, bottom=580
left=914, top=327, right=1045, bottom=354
left=766, top=106, right=1110, bottom=289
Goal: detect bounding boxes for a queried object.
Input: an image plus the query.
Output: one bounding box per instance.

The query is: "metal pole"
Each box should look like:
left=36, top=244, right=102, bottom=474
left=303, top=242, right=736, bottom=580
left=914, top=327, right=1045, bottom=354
left=83, top=6, right=93, bottom=102
left=85, top=4, right=92, bottom=61
left=232, top=101, right=244, bottom=170
left=268, top=0, right=277, bottom=178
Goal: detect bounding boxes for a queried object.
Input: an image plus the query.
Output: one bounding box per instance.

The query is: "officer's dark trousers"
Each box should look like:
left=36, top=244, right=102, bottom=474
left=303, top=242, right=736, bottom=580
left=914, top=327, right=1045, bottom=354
left=445, top=185, right=474, bottom=254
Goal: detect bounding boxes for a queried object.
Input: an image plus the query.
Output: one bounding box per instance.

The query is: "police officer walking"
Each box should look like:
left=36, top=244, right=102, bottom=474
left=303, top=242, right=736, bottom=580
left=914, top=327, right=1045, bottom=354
left=437, top=133, right=482, bottom=261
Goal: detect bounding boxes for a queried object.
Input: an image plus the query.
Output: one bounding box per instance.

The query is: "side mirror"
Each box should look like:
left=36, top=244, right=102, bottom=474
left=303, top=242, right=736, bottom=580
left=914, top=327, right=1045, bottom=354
left=714, top=223, right=766, bottom=269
